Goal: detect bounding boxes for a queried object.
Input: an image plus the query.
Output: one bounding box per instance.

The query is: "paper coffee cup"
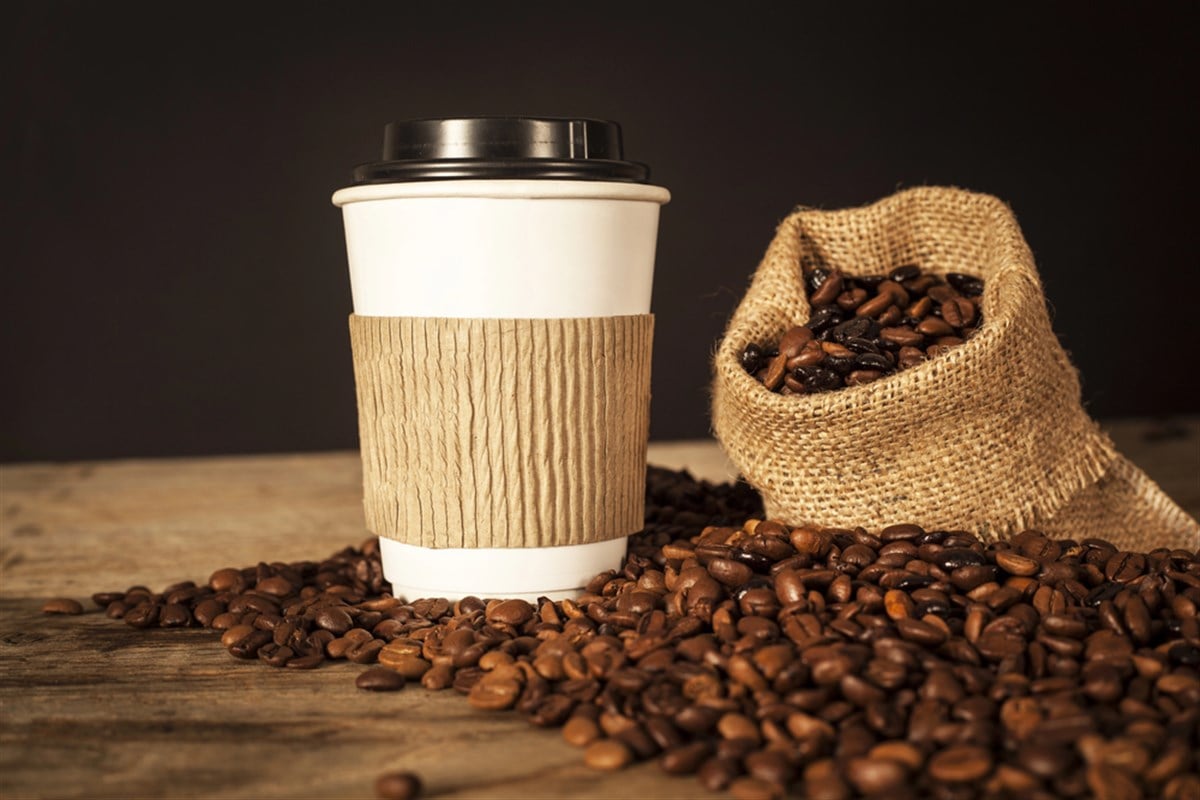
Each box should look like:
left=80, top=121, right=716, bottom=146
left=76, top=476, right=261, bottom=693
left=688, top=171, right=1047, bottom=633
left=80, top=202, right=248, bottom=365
left=332, top=117, right=669, bottom=601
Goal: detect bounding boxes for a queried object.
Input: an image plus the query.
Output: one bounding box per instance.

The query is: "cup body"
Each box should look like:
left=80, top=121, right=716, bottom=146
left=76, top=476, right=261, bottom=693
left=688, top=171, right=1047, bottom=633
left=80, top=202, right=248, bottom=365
left=333, top=178, right=669, bottom=600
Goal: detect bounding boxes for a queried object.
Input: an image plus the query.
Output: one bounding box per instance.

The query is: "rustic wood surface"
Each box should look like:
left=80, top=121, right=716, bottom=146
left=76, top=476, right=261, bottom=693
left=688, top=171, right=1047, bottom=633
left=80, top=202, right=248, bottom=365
left=1, top=420, right=1197, bottom=800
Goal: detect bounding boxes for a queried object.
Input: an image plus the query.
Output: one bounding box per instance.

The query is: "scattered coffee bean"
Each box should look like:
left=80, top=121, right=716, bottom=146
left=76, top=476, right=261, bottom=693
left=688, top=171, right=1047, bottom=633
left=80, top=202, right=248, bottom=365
left=41, top=598, right=84, bottom=615
left=356, top=667, right=406, bottom=692
left=374, top=770, right=421, bottom=800
left=584, top=739, right=633, bottom=771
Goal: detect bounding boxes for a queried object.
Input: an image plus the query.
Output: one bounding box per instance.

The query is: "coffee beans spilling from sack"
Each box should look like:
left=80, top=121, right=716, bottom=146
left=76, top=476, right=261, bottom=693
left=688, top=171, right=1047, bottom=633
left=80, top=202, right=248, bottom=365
left=741, top=265, right=983, bottom=394
left=52, top=468, right=1200, bottom=800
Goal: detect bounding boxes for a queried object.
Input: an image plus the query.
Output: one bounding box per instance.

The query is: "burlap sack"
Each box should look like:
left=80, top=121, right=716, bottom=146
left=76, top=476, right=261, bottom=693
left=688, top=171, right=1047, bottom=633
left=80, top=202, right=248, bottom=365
left=711, top=186, right=1199, bottom=550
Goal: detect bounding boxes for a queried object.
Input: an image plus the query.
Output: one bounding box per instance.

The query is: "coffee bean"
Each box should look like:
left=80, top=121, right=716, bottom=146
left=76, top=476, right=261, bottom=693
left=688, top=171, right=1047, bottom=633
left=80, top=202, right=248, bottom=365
left=795, top=366, right=840, bottom=393
left=160, top=603, right=191, bottom=627
left=837, top=288, right=868, bottom=311
left=467, top=678, right=521, bottom=711
left=584, top=739, right=633, bottom=771
left=846, top=756, right=907, bottom=795
left=762, top=353, right=788, bottom=392
left=897, top=617, right=948, bottom=647
left=855, top=291, right=894, bottom=319
left=804, top=267, right=833, bottom=295
left=845, top=369, right=883, bottom=386
left=357, top=667, right=406, bottom=691
left=41, top=598, right=84, bottom=615
left=698, top=757, right=743, bottom=791
left=208, top=567, right=244, bottom=592
left=708, top=558, right=754, bottom=587
left=285, top=653, right=323, bottom=670
left=123, top=602, right=160, bottom=628
left=807, top=305, right=843, bottom=334
left=740, top=343, right=767, bottom=374
left=374, top=771, right=421, bottom=800
left=995, top=551, right=1040, bottom=577
left=946, top=272, right=984, bottom=297
left=729, top=776, right=783, bottom=800
left=314, top=607, right=354, bottom=635
left=229, top=628, right=272, bottom=659
left=1105, top=552, right=1147, bottom=583
left=777, top=325, right=815, bottom=359
left=929, top=744, right=993, bottom=782
left=916, top=316, right=955, bottom=337
left=659, top=741, right=711, bottom=775
left=941, top=297, right=976, bottom=327
left=880, top=325, right=923, bottom=347
left=804, top=758, right=851, bottom=800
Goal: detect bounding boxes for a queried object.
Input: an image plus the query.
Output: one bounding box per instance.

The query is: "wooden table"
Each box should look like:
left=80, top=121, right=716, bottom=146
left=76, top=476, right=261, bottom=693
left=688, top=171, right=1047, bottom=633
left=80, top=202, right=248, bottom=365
left=2, top=421, right=1197, bottom=799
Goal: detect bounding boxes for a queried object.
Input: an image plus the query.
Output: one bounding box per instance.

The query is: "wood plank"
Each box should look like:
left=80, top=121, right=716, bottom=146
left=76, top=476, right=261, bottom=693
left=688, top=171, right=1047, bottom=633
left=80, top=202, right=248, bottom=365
left=1, top=420, right=1196, bottom=799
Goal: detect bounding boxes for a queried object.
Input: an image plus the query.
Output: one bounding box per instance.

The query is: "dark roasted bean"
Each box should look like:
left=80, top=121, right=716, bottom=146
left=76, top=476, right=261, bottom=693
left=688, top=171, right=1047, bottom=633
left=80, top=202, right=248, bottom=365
left=357, top=667, right=406, bottom=691
left=41, top=598, right=84, bottom=615
left=374, top=771, right=422, bottom=800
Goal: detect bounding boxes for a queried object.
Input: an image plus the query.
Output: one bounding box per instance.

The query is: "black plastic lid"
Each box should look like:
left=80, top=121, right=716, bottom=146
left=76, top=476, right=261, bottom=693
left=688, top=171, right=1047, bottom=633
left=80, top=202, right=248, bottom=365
left=351, top=117, right=651, bottom=184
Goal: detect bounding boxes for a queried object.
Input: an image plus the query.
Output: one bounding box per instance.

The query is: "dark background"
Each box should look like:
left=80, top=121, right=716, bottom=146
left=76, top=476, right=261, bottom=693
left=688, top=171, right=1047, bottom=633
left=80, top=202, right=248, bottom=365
left=3, top=2, right=1198, bottom=463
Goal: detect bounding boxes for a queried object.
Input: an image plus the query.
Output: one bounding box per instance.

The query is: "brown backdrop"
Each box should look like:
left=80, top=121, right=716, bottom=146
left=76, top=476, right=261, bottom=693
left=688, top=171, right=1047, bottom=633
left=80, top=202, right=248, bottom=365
left=3, top=2, right=1197, bottom=461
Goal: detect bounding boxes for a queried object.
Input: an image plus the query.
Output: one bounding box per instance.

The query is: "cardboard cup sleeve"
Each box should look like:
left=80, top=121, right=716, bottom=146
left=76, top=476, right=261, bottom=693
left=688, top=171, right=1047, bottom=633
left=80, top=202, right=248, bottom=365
left=348, top=313, right=654, bottom=549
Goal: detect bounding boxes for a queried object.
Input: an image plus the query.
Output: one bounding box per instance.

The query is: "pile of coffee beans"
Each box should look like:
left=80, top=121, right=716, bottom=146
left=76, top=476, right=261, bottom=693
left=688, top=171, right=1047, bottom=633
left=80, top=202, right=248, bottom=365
left=741, top=266, right=983, bottom=394
left=57, top=468, right=1199, bottom=800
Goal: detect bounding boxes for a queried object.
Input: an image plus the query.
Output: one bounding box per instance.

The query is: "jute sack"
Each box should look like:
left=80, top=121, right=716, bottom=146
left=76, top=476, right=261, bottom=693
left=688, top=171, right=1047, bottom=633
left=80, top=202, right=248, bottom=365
left=711, top=186, right=1199, bottom=550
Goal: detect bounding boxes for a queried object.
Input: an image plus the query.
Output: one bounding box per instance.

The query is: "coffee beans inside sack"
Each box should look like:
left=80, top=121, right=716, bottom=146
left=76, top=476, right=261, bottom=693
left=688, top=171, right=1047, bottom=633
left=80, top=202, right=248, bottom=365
left=712, top=186, right=1199, bottom=549
left=741, top=264, right=983, bottom=394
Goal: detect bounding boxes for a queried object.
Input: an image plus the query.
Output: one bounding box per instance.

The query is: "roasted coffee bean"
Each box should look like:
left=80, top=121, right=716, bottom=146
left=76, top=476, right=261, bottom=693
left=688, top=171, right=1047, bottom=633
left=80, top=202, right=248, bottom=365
left=314, top=607, right=354, bottom=635
left=658, top=741, right=710, bottom=775
left=740, top=343, right=767, bottom=374
left=804, top=267, right=833, bottom=296
left=809, top=270, right=845, bottom=307
left=940, top=297, right=976, bottom=327
left=855, top=291, right=894, bottom=319
left=1105, top=551, right=1147, bottom=583
left=41, top=598, right=84, bottom=615
left=845, top=756, right=908, bottom=795
left=795, top=366, right=841, bottom=393
left=228, top=629, right=272, bottom=659
left=916, top=316, right=955, bottom=337
left=880, top=325, right=923, bottom=347
left=584, top=739, right=633, bottom=771
left=946, top=272, right=984, bottom=297
left=357, top=667, right=406, bottom=691
left=374, top=771, right=421, bottom=800
left=698, top=757, right=743, bottom=791
left=837, top=287, right=868, bottom=311
left=889, top=264, right=921, bottom=283
left=158, top=602, right=191, bottom=627
left=806, top=305, right=843, bottom=334
left=123, top=602, right=160, bottom=628
left=852, top=352, right=891, bottom=372
left=929, top=744, right=993, bottom=782
left=995, top=550, right=1040, bottom=577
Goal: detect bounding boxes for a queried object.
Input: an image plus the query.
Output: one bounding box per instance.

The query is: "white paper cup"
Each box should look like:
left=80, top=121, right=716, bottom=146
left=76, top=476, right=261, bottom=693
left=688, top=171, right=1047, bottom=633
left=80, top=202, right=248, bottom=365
left=333, top=118, right=669, bottom=601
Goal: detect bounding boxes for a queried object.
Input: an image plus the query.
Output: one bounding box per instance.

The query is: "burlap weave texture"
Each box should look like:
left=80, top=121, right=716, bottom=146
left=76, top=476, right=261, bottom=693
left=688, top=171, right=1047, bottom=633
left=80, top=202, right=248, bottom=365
left=350, top=314, right=653, bottom=549
left=712, top=187, right=1199, bottom=550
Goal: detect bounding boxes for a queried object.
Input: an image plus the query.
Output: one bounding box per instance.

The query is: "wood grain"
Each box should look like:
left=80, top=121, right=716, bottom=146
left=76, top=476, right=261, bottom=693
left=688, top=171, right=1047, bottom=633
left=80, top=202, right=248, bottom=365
left=1, top=422, right=1196, bottom=799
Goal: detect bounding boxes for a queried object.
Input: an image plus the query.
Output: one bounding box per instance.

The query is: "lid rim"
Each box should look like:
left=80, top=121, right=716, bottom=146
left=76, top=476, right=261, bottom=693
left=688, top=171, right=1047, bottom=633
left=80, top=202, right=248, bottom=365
left=358, top=116, right=651, bottom=185
left=353, top=157, right=651, bottom=185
